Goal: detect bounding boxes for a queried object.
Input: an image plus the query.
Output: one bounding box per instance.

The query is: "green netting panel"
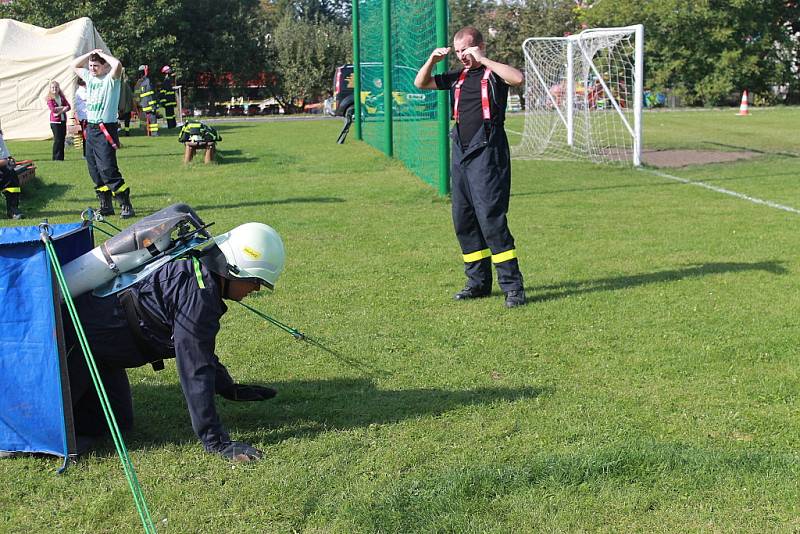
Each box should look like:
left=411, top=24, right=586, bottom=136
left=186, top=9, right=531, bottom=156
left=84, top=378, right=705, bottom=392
left=355, top=0, right=443, bottom=189
left=392, top=1, right=439, bottom=188
left=357, top=0, right=387, bottom=155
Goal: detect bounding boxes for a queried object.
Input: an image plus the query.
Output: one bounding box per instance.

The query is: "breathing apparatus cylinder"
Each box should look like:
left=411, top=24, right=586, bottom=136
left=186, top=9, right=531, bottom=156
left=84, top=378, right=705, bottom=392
left=62, top=203, right=210, bottom=298
left=62, top=231, right=173, bottom=298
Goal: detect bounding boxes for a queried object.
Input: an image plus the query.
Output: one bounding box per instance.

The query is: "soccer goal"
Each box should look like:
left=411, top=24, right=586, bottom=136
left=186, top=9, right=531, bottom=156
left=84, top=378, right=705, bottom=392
left=513, top=24, right=644, bottom=166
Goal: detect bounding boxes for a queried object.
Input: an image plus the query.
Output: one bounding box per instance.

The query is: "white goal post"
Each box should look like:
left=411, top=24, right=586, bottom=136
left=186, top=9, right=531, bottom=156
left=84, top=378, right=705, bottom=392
left=513, top=24, right=644, bottom=166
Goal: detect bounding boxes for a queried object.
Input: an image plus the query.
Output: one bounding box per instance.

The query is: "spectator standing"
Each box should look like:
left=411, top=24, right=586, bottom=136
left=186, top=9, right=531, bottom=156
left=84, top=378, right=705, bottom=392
left=134, top=65, right=159, bottom=136
left=414, top=26, right=526, bottom=308
left=159, top=65, right=178, bottom=129
left=74, top=78, right=88, bottom=157
left=46, top=80, right=71, bottom=161
left=118, top=71, right=134, bottom=138
left=71, top=49, right=135, bottom=219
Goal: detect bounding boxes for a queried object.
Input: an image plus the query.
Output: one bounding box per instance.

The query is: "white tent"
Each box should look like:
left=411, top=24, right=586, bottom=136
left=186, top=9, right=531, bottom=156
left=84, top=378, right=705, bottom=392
left=0, top=17, right=110, bottom=141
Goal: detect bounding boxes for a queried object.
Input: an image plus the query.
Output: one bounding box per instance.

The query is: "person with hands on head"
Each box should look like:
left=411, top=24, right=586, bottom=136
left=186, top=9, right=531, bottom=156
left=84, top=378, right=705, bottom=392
left=71, top=48, right=135, bottom=219
left=64, top=221, right=286, bottom=462
left=415, top=27, right=527, bottom=308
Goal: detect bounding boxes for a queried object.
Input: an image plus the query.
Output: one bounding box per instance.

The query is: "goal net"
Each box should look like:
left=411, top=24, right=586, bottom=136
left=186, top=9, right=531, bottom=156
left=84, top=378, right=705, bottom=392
left=513, top=25, right=643, bottom=166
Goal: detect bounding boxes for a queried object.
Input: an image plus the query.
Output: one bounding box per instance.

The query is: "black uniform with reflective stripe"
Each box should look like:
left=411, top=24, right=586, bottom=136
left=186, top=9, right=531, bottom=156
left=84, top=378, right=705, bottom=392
left=67, top=259, right=237, bottom=451
left=435, top=67, right=524, bottom=292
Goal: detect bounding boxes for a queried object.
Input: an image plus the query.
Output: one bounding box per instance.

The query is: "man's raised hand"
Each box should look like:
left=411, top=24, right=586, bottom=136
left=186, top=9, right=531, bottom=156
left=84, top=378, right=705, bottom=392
left=430, top=47, right=451, bottom=64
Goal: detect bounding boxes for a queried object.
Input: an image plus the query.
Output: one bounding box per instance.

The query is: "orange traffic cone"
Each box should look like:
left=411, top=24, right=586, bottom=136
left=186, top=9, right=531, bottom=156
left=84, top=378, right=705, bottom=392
left=737, top=90, right=750, bottom=116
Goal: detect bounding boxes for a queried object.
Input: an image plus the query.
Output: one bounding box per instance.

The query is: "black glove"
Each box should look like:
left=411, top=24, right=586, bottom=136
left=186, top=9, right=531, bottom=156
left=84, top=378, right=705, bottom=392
left=217, top=441, right=263, bottom=462
left=218, top=383, right=277, bottom=402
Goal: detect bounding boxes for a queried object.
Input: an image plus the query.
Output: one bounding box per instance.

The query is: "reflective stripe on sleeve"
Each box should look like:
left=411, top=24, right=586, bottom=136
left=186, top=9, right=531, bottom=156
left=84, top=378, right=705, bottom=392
left=192, top=256, right=206, bottom=289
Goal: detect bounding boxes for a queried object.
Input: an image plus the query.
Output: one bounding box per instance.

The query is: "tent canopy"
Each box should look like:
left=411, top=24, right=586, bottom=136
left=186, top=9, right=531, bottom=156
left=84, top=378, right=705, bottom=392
left=0, top=17, right=109, bottom=141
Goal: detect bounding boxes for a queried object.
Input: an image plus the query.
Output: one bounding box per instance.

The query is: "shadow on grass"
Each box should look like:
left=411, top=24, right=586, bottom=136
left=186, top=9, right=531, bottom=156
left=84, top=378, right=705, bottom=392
left=214, top=148, right=258, bottom=164
left=193, top=196, right=344, bottom=211
left=119, top=378, right=551, bottom=450
left=703, top=141, right=800, bottom=159
left=527, top=261, right=787, bottom=303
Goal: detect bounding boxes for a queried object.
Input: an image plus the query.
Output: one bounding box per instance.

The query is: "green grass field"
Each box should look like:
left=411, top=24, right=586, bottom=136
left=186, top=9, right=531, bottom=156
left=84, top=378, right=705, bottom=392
left=2, top=108, right=799, bottom=532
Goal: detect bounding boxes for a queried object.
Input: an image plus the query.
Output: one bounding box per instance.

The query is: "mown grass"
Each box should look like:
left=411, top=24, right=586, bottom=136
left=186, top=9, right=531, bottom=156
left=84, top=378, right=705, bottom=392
left=1, top=109, right=799, bottom=533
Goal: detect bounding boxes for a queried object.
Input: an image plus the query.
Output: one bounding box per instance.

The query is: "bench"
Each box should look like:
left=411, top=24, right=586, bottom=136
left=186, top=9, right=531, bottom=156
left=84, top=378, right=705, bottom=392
left=183, top=141, right=216, bottom=164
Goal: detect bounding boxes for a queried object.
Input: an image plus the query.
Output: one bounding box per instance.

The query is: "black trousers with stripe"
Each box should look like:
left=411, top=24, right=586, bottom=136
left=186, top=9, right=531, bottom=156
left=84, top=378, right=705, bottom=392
left=450, top=124, right=523, bottom=293
left=85, top=122, right=126, bottom=193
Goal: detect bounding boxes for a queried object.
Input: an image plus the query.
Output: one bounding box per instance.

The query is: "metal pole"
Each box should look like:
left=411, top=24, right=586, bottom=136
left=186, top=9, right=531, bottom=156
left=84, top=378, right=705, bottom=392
left=435, top=0, right=449, bottom=195
left=175, top=85, right=184, bottom=127
left=566, top=40, right=574, bottom=147
left=352, top=0, right=362, bottom=140
left=382, top=0, right=393, bottom=157
left=633, top=24, right=644, bottom=166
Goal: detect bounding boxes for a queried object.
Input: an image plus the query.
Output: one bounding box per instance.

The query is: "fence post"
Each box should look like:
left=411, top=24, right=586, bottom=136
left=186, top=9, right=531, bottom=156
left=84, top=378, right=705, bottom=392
left=352, top=0, right=362, bottom=140
left=382, top=0, right=393, bottom=157
left=435, top=0, right=449, bottom=195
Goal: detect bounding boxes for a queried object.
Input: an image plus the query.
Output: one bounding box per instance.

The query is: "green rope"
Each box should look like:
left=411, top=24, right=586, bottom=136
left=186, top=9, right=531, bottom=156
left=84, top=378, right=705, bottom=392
left=236, top=300, right=388, bottom=377
left=41, top=230, right=157, bottom=534
left=89, top=223, right=116, bottom=238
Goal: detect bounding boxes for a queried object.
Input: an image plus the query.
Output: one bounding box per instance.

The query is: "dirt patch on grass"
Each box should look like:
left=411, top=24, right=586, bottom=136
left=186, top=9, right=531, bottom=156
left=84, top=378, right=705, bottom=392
left=642, top=149, right=759, bottom=168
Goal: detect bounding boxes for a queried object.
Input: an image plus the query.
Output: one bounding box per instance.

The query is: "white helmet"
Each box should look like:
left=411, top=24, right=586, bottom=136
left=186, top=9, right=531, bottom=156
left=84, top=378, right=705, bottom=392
left=212, top=223, right=285, bottom=289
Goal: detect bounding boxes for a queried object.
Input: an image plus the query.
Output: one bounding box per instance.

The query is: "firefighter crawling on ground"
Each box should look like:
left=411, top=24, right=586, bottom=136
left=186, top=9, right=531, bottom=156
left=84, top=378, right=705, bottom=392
left=63, top=206, right=285, bottom=461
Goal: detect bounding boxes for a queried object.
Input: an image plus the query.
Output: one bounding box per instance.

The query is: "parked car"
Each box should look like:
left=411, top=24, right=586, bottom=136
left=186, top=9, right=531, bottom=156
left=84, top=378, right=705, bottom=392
left=331, top=63, right=436, bottom=120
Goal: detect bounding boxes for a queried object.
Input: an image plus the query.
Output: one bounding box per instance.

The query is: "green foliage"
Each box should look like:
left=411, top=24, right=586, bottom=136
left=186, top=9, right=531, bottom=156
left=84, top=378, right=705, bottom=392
left=447, top=0, right=580, bottom=79
left=0, top=0, right=266, bottom=96
left=581, top=0, right=800, bottom=105
left=2, top=110, right=800, bottom=531
left=272, top=13, right=350, bottom=109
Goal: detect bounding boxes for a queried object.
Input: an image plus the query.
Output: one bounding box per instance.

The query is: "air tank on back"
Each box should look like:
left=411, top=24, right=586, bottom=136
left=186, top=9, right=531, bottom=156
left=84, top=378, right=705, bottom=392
left=62, top=204, right=210, bottom=297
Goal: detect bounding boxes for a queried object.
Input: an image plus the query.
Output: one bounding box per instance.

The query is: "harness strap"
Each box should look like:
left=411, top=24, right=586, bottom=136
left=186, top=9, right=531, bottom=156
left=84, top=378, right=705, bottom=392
left=118, top=289, right=166, bottom=372
left=98, top=123, right=118, bottom=150
left=453, top=68, right=492, bottom=123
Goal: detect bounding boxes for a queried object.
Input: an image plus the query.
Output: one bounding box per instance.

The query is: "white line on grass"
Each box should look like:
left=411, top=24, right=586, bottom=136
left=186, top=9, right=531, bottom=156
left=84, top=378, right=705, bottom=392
left=642, top=168, right=800, bottom=215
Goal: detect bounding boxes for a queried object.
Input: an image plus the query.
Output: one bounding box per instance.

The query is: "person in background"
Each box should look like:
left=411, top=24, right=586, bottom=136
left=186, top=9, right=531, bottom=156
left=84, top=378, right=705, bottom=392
left=74, top=78, right=88, bottom=157
left=134, top=65, right=159, bottom=136
left=0, top=125, right=25, bottom=219
left=159, top=65, right=177, bottom=130
left=414, top=26, right=526, bottom=308
left=71, top=49, right=135, bottom=218
left=46, top=80, right=71, bottom=161
left=117, top=71, right=134, bottom=139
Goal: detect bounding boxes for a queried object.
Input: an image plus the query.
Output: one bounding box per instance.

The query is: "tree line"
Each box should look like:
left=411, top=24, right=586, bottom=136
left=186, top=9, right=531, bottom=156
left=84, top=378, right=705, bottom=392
left=2, top=0, right=799, bottom=109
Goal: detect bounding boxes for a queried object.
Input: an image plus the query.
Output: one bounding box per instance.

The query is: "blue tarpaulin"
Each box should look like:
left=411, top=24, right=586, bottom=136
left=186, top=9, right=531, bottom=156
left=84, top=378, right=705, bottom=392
left=0, top=222, right=93, bottom=457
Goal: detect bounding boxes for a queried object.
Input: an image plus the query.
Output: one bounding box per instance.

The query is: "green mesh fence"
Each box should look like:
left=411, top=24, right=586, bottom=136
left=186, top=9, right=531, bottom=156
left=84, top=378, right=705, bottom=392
left=355, top=0, right=446, bottom=191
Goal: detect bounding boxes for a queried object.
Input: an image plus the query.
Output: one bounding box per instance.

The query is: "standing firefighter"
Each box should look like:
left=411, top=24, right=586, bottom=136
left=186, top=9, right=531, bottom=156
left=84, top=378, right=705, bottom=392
left=72, top=49, right=135, bottom=219
left=118, top=71, right=134, bottom=138
left=134, top=65, right=159, bottom=136
left=0, top=126, right=24, bottom=219
left=65, top=216, right=286, bottom=461
left=159, top=65, right=178, bottom=130
left=415, top=26, right=526, bottom=308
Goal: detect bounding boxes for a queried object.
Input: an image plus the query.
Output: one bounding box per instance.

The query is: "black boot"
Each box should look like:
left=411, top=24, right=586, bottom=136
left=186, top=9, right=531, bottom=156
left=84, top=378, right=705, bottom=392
left=97, top=190, right=114, bottom=216
left=116, top=189, right=135, bottom=219
left=4, top=192, right=24, bottom=220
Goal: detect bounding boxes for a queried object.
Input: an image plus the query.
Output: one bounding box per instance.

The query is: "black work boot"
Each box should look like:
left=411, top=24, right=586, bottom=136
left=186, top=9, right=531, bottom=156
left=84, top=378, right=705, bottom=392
left=4, top=193, right=24, bottom=220
left=504, top=289, right=527, bottom=308
left=453, top=285, right=491, bottom=300
left=116, top=189, right=135, bottom=219
left=97, top=190, right=115, bottom=216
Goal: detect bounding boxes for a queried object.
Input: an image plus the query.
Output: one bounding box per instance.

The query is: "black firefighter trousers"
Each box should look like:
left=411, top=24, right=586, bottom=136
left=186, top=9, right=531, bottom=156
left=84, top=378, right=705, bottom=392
left=450, top=124, right=524, bottom=293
